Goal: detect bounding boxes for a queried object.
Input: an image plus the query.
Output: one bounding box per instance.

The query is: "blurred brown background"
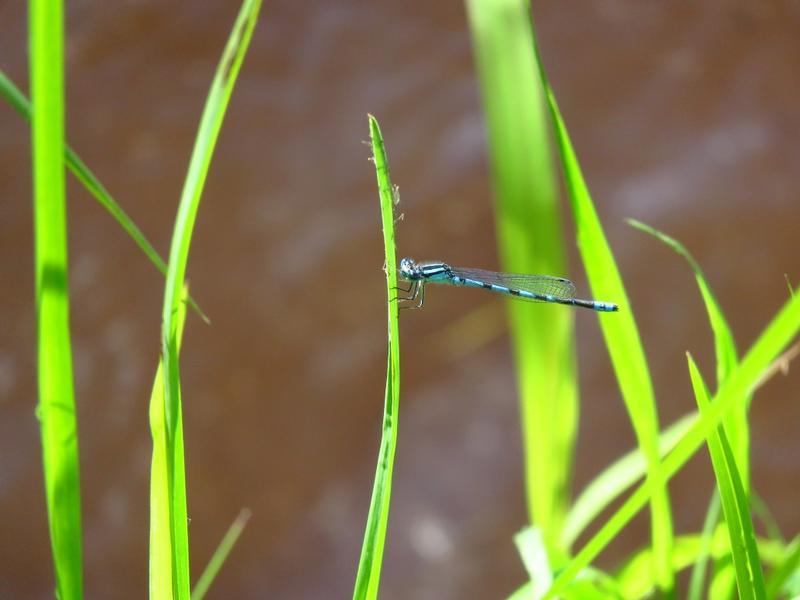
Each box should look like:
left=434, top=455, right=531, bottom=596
left=1, top=2, right=799, bottom=598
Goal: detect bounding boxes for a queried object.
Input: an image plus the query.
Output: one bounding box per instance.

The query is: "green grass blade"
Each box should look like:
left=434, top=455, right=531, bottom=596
left=191, top=509, right=252, bottom=600
left=465, top=0, right=576, bottom=558
left=149, top=285, right=190, bottom=599
left=529, top=16, right=674, bottom=592
left=158, top=2, right=261, bottom=597
left=544, top=288, right=800, bottom=598
left=686, top=354, right=766, bottom=599
left=562, top=412, right=696, bottom=549
left=0, top=69, right=209, bottom=324
left=29, top=1, right=83, bottom=598
left=629, top=219, right=749, bottom=486
left=352, top=115, right=402, bottom=600
left=687, top=491, right=722, bottom=600
left=628, top=220, right=737, bottom=386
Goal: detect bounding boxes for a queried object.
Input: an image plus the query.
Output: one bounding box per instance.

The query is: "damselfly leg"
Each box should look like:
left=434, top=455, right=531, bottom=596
left=394, top=280, right=425, bottom=309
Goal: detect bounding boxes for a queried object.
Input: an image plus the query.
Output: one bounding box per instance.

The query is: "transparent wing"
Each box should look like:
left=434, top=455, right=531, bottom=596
left=450, top=266, right=577, bottom=300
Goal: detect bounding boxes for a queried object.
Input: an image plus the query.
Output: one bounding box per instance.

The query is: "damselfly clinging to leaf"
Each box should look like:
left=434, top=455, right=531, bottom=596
left=396, top=258, right=619, bottom=312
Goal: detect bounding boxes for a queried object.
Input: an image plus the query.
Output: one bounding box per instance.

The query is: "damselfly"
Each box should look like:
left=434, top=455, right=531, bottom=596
left=397, top=258, right=618, bottom=312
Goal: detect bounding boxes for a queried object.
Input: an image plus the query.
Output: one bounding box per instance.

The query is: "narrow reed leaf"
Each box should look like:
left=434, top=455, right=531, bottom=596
left=465, top=0, right=576, bottom=558
left=686, top=354, right=766, bottom=599
left=529, top=15, right=674, bottom=591
left=628, top=220, right=737, bottom=386
left=191, top=509, right=252, bottom=600
left=629, top=219, right=749, bottom=485
left=352, top=115, right=402, bottom=600
left=149, top=286, right=190, bottom=599
left=158, top=2, right=261, bottom=597
left=562, top=412, right=696, bottom=549
left=0, top=69, right=208, bottom=323
left=29, top=1, right=83, bottom=597
left=544, top=288, right=800, bottom=598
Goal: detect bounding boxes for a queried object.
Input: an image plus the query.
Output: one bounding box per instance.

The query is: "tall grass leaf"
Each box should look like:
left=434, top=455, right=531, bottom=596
left=158, top=2, right=261, bottom=597
left=529, top=15, right=674, bottom=592
left=629, top=219, right=749, bottom=486
left=562, top=412, right=696, bottom=549
left=686, top=354, right=766, bottom=599
left=628, top=220, right=737, bottom=386
left=544, top=288, right=800, bottom=598
left=29, top=1, right=83, bottom=598
left=191, top=509, right=252, bottom=600
left=149, top=285, right=190, bottom=599
left=0, top=69, right=208, bottom=323
left=352, top=115, right=402, bottom=600
left=465, top=0, right=576, bottom=558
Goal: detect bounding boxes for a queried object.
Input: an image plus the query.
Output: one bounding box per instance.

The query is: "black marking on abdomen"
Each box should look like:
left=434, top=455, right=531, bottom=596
left=509, top=288, right=522, bottom=296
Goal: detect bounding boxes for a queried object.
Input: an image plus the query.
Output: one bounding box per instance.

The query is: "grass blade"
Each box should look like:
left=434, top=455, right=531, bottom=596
left=629, top=219, right=749, bottom=485
left=465, top=0, right=576, bottom=558
left=149, top=285, right=190, bottom=599
left=0, top=69, right=208, bottom=323
left=544, top=288, right=800, bottom=598
left=686, top=354, right=766, bottom=599
left=156, top=2, right=261, bottom=597
left=191, top=509, right=252, bottom=600
left=628, top=220, right=737, bottom=386
left=29, top=1, right=83, bottom=597
left=352, top=115, right=402, bottom=600
left=529, top=14, right=674, bottom=592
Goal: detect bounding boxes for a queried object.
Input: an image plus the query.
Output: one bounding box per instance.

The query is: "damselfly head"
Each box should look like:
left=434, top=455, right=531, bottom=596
left=399, top=257, right=422, bottom=280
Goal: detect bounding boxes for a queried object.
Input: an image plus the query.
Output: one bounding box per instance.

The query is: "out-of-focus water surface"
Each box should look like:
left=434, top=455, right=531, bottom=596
left=1, top=2, right=799, bottom=597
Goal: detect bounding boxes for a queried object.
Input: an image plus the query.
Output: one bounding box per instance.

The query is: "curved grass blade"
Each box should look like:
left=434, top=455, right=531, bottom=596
left=191, top=508, right=252, bottom=600
left=465, top=0, right=576, bottom=560
left=543, top=288, right=800, bottom=598
left=686, top=354, right=766, bottom=600
left=157, top=2, right=261, bottom=597
left=562, top=412, right=696, bottom=549
left=628, top=220, right=737, bottom=387
left=352, top=115, right=402, bottom=600
left=528, top=13, right=674, bottom=591
left=0, top=69, right=208, bottom=323
left=30, top=1, right=83, bottom=597
left=629, top=219, right=749, bottom=485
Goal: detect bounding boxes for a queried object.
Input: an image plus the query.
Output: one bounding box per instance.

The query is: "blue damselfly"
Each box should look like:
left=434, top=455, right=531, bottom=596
left=397, top=258, right=618, bottom=312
